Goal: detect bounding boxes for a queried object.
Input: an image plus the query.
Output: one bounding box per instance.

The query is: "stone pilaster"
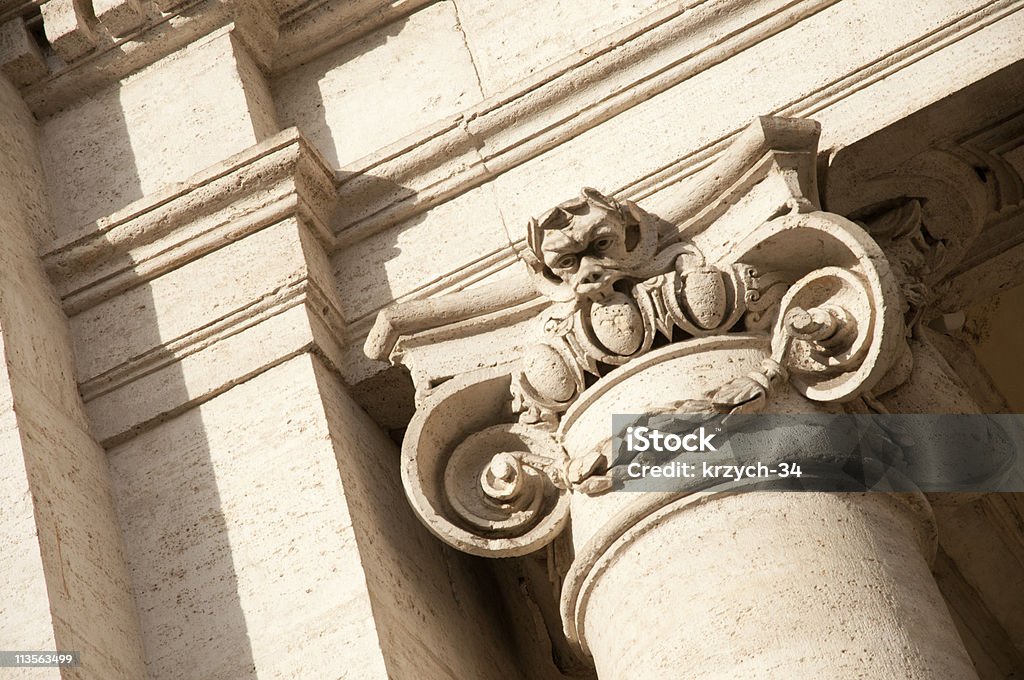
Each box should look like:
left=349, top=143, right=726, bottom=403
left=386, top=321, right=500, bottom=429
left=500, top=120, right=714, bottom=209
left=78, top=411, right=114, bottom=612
left=38, top=125, right=522, bottom=679
left=1, top=73, right=146, bottom=680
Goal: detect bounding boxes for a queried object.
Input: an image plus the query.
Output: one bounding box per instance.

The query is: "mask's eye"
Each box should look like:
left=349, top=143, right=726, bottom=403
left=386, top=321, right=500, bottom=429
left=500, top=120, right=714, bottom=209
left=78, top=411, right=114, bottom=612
left=555, top=254, right=578, bottom=270
left=594, top=237, right=614, bottom=252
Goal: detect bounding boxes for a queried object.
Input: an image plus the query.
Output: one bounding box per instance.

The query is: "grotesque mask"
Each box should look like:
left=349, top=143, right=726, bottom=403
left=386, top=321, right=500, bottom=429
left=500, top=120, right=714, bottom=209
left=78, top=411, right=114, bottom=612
left=525, top=187, right=659, bottom=302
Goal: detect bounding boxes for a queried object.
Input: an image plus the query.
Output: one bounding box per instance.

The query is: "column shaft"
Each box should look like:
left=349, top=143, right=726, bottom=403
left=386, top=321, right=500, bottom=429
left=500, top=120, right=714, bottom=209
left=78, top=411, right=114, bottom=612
left=580, top=492, right=976, bottom=680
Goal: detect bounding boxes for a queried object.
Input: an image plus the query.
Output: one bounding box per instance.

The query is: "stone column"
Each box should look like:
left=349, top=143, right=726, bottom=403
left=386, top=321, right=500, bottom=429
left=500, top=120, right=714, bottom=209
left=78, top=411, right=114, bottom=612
left=557, top=341, right=976, bottom=680
left=369, top=117, right=987, bottom=679
left=575, top=491, right=966, bottom=679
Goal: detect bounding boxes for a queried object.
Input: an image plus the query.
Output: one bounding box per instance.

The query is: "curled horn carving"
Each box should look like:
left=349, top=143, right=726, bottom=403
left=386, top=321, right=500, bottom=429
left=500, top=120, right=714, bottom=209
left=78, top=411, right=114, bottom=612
left=401, top=367, right=571, bottom=557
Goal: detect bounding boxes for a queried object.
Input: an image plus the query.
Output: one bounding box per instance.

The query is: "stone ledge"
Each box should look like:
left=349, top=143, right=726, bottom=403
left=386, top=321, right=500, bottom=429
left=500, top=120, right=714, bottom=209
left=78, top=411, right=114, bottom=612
left=332, top=0, right=1024, bottom=255
left=5, top=0, right=405, bottom=116
left=41, top=127, right=336, bottom=314
left=331, top=0, right=842, bottom=248
left=363, top=116, right=824, bottom=396
left=273, top=0, right=433, bottom=75
left=71, top=215, right=349, bottom=446
left=37, top=128, right=345, bottom=446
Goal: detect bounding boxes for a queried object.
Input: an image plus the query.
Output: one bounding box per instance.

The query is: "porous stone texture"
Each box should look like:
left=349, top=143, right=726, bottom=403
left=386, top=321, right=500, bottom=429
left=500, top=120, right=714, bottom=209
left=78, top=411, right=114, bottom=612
left=3, top=0, right=1024, bottom=678
left=273, top=1, right=484, bottom=168
left=453, top=0, right=677, bottom=96
left=582, top=492, right=974, bottom=680
left=0, top=76, right=146, bottom=680
left=331, top=184, right=510, bottom=328
left=107, top=354, right=521, bottom=680
left=962, top=283, right=1024, bottom=412
left=39, top=28, right=278, bottom=239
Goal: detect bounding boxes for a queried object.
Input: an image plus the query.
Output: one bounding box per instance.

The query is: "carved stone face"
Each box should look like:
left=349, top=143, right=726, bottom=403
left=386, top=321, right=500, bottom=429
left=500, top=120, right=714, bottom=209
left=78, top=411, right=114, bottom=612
left=528, top=187, right=654, bottom=302
left=539, top=207, right=636, bottom=299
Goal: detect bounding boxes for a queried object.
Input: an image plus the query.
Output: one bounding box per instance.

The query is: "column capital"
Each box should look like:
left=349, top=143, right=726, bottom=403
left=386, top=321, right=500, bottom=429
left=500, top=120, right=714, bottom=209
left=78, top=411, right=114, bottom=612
left=367, top=116, right=918, bottom=559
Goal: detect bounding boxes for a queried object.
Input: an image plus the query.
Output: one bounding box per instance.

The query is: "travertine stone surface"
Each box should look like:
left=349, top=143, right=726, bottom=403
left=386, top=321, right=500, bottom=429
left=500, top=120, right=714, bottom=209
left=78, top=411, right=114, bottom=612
left=274, top=1, right=483, bottom=168
left=553, top=338, right=976, bottom=679
left=91, top=0, right=146, bottom=37
left=581, top=492, right=972, bottom=680
left=40, top=28, right=278, bottom=239
left=0, top=16, right=46, bottom=87
left=964, top=284, right=1024, bottom=412
left=3, top=0, right=1024, bottom=677
left=0, top=333, right=61, bottom=680
left=0, top=76, right=146, bottom=680
left=108, top=353, right=523, bottom=680
left=42, top=129, right=343, bottom=446
left=453, top=0, right=676, bottom=96
left=108, top=355, right=390, bottom=679
left=332, top=183, right=510, bottom=331
left=40, top=0, right=99, bottom=63
left=485, top=0, right=1020, bottom=233
left=312, top=356, right=530, bottom=680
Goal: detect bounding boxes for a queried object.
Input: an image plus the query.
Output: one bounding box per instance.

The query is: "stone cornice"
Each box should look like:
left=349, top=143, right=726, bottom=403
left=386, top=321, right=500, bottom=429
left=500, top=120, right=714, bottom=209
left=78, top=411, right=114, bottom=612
left=335, top=0, right=1024, bottom=364
left=332, top=0, right=1024, bottom=256
left=3, top=0, right=414, bottom=116
left=273, top=0, right=432, bottom=75
left=41, top=127, right=336, bottom=315
left=364, top=116, right=822, bottom=364
left=45, top=127, right=347, bottom=446
left=20, top=1, right=266, bottom=116
left=825, top=112, right=1024, bottom=319
left=79, top=271, right=345, bottom=412
left=332, top=0, right=844, bottom=247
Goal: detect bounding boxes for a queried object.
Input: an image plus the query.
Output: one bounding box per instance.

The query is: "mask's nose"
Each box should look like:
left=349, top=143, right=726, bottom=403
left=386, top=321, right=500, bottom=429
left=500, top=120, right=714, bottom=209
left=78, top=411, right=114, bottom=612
left=577, top=262, right=604, bottom=286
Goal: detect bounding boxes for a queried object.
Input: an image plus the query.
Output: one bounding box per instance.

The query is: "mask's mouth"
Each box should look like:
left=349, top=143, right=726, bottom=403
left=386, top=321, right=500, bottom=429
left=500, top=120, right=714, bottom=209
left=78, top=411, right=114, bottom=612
left=572, top=268, right=623, bottom=300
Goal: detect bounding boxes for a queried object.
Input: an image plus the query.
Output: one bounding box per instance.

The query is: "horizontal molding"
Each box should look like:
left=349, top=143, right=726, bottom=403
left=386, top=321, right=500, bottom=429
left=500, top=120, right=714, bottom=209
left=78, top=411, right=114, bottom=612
left=346, top=244, right=520, bottom=338
left=624, top=0, right=1024, bottom=208
left=331, top=0, right=1023, bottom=251
left=273, top=0, right=433, bottom=75
left=334, top=0, right=1024, bottom=377
left=0, top=1, right=36, bottom=24
left=40, top=126, right=348, bottom=443
left=84, top=306, right=320, bottom=447
left=10, top=0, right=414, bottom=116
left=41, top=127, right=337, bottom=315
left=942, top=203, right=1024, bottom=312
left=347, top=115, right=820, bottom=347
left=362, top=115, right=821, bottom=365
left=79, top=275, right=345, bottom=403
left=331, top=0, right=838, bottom=246
left=23, top=0, right=229, bottom=116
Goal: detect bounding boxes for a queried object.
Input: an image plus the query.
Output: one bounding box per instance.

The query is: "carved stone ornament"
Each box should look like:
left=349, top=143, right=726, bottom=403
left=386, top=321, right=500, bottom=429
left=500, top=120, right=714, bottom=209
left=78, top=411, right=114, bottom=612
left=365, top=116, right=910, bottom=558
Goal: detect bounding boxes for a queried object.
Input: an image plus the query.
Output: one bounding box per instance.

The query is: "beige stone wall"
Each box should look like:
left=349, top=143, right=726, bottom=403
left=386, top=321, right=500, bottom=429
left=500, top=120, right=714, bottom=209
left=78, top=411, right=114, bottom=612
left=105, top=354, right=524, bottom=679
left=2, top=0, right=1024, bottom=678
left=40, top=28, right=278, bottom=240
left=0, top=75, right=146, bottom=679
